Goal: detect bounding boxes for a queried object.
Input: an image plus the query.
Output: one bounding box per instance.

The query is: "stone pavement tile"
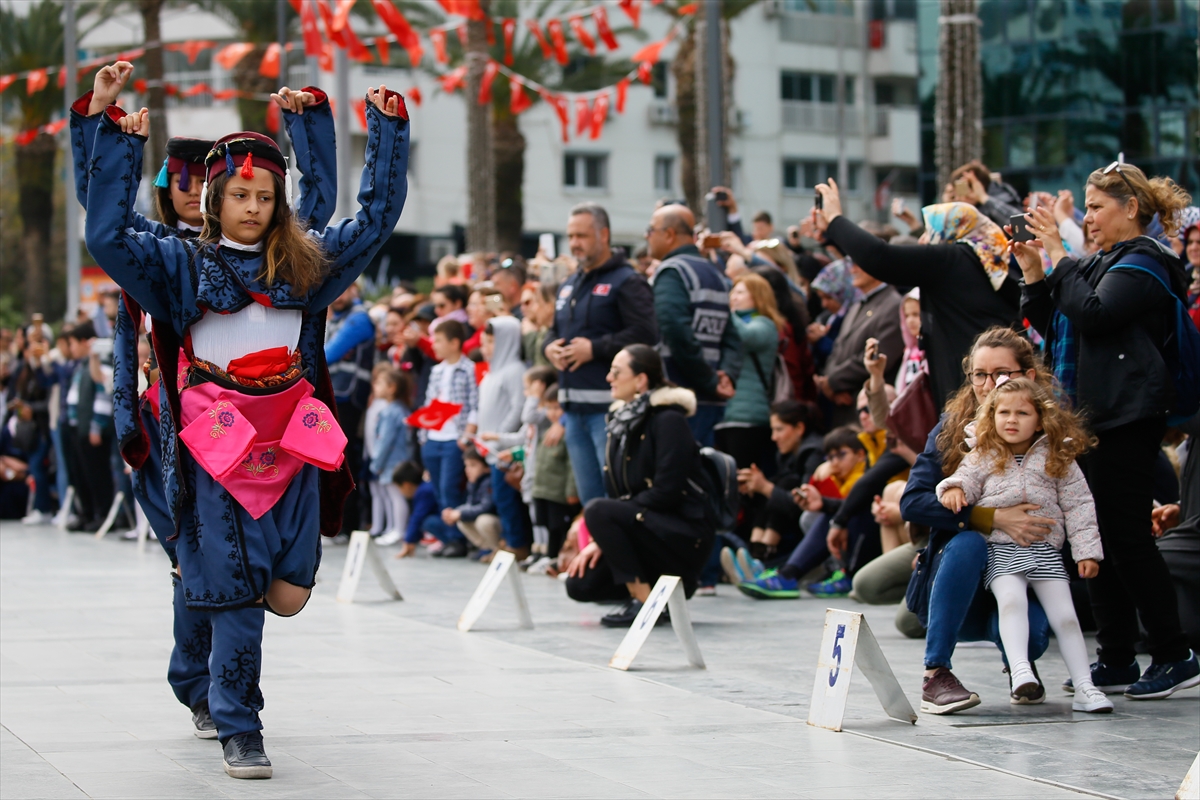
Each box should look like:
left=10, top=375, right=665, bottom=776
left=311, top=762, right=510, bottom=799
left=39, top=747, right=191, bottom=775
left=63, top=770, right=221, bottom=799
left=0, top=763, right=89, bottom=800
left=624, top=776, right=802, bottom=799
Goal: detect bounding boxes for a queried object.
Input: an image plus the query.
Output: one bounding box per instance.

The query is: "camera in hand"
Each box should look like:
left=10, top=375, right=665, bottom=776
left=814, top=191, right=823, bottom=211
left=1008, top=214, right=1035, bottom=242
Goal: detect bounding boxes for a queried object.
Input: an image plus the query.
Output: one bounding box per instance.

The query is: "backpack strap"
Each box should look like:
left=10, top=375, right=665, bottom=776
left=1108, top=253, right=1184, bottom=303
left=747, top=349, right=776, bottom=399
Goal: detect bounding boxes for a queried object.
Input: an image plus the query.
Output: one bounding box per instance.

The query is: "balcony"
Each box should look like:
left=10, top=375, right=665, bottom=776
left=779, top=12, right=860, bottom=48
left=869, top=107, right=920, bottom=166
left=647, top=101, right=679, bottom=126
left=781, top=101, right=860, bottom=136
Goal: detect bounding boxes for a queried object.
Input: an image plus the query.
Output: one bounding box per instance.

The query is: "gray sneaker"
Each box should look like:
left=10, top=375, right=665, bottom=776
left=192, top=702, right=218, bottom=739
left=222, top=731, right=272, bottom=779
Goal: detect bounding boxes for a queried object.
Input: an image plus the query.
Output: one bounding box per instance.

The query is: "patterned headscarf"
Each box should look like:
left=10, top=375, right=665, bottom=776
left=922, top=202, right=1011, bottom=291
left=811, top=258, right=859, bottom=308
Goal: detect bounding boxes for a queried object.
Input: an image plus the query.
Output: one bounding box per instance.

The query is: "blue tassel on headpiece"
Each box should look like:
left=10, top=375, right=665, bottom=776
left=154, top=159, right=170, bottom=189
left=178, top=162, right=190, bottom=192
left=225, top=147, right=235, bottom=177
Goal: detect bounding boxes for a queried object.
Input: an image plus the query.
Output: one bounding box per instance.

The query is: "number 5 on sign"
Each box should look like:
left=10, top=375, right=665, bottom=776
left=807, top=608, right=916, bottom=732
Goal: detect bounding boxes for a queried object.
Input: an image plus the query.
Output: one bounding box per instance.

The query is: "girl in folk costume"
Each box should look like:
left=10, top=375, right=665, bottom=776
left=84, top=86, right=408, bottom=779
left=70, top=63, right=338, bottom=743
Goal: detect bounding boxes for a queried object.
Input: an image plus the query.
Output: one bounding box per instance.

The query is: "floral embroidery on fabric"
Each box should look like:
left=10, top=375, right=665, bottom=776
left=301, top=403, right=332, bottom=433
left=207, top=401, right=234, bottom=438
left=242, top=447, right=280, bottom=478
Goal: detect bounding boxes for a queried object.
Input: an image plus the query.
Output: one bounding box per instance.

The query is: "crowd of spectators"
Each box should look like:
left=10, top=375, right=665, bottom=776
left=4, top=154, right=1199, bottom=711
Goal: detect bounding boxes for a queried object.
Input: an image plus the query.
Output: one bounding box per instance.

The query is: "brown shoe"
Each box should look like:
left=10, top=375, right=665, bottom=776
left=920, top=667, right=981, bottom=715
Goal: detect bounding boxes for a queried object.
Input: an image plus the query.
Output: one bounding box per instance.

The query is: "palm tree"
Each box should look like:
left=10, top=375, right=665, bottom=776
left=934, top=0, right=981, bottom=189
left=0, top=0, right=65, bottom=317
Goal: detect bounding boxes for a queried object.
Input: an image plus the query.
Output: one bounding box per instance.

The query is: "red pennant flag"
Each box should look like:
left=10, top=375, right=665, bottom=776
left=300, top=0, right=324, bottom=57
left=616, top=77, right=630, bottom=113
left=455, top=24, right=467, bottom=47
left=259, top=43, right=281, bottom=78
left=266, top=101, right=280, bottom=133
left=539, top=88, right=570, bottom=142
left=502, top=18, right=516, bottom=65
left=331, top=0, right=354, bottom=32
left=632, top=38, right=668, bottom=65
left=342, top=23, right=373, bottom=62
left=371, top=0, right=422, bottom=65
left=568, top=15, right=596, bottom=54
left=638, top=61, right=653, bottom=84
left=25, top=69, right=48, bottom=95
left=317, top=0, right=347, bottom=47
left=590, top=91, right=609, bottom=139
left=318, top=41, right=335, bottom=72
left=0, top=74, right=15, bottom=93
left=114, top=47, right=145, bottom=62
left=439, top=64, right=467, bottom=93
left=456, top=0, right=486, bottom=21
left=215, top=42, right=255, bottom=70
left=593, top=6, right=620, bottom=51
left=133, top=78, right=147, bottom=93
left=15, top=128, right=39, bottom=146
left=617, top=0, right=641, bottom=28
left=164, top=83, right=179, bottom=96
left=375, top=36, right=390, bottom=64
left=407, top=85, right=422, bottom=106
left=166, top=40, right=216, bottom=64
left=43, top=118, right=68, bottom=136
left=526, top=20, right=553, bottom=60
left=509, top=76, right=531, bottom=115
left=485, top=17, right=495, bottom=46
left=406, top=400, right=463, bottom=431
left=546, top=19, right=570, bottom=65
left=183, top=82, right=211, bottom=97
left=429, top=29, right=448, bottom=63
left=352, top=97, right=367, bottom=128
left=212, top=88, right=239, bottom=100
left=57, top=68, right=67, bottom=89
left=575, top=96, right=591, bottom=137
left=287, top=0, right=302, bottom=12
left=678, top=3, right=698, bottom=14
left=478, top=59, right=499, bottom=105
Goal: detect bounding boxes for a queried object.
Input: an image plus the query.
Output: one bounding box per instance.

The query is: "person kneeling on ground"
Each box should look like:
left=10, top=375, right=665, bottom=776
left=565, top=344, right=717, bottom=626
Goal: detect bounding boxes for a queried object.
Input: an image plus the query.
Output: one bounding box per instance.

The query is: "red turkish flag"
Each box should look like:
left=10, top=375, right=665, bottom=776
left=0, top=74, right=15, bottom=93
left=259, top=43, right=281, bottom=78
left=43, top=118, right=68, bottom=136
left=317, top=0, right=347, bottom=47
left=167, top=40, right=215, bottom=64
left=526, top=20, right=553, bottom=60
left=407, top=400, right=463, bottom=431
left=331, top=0, right=354, bottom=32
left=478, top=59, right=499, bottom=105
left=212, top=88, right=239, bottom=100
left=540, top=88, right=570, bottom=142
left=341, top=23, right=373, bottom=62
left=429, top=29, right=448, bottom=63
left=15, top=128, right=39, bottom=145
left=509, top=76, right=531, bottom=115
left=616, top=77, right=630, bottom=113
left=373, top=37, right=389, bottom=64
left=371, top=0, right=422, bottom=65
left=300, top=0, right=324, bottom=57
left=617, top=0, right=641, bottom=28
left=638, top=61, right=652, bottom=84
left=678, top=3, right=698, bottom=14
left=439, top=65, right=467, bottom=93
left=502, top=18, right=516, bottom=65
left=590, top=91, right=609, bottom=140
left=632, top=38, right=668, bottom=65
left=593, top=6, right=620, bottom=51
left=575, top=96, right=591, bottom=137
left=568, top=15, right=595, bottom=55
left=215, top=42, right=255, bottom=70
left=25, top=69, right=48, bottom=95
left=407, top=85, right=422, bottom=106
left=183, top=82, right=211, bottom=97
left=546, top=19, right=569, bottom=65
left=318, top=42, right=335, bottom=72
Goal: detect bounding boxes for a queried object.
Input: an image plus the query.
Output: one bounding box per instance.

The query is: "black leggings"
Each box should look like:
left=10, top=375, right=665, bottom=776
left=565, top=499, right=712, bottom=601
left=1081, top=417, right=1189, bottom=665
left=535, top=498, right=577, bottom=559
left=64, top=425, right=114, bottom=523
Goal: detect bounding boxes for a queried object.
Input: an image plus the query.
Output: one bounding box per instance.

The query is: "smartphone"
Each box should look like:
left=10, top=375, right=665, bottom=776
left=865, top=339, right=878, bottom=361
left=538, top=232, right=556, bottom=260
left=1009, top=214, right=1035, bottom=242
left=714, top=190, right=728, bottom=202
left=814, top=191, right=823, bottom=211
left=702, top=234, right=723, bottom=250
left=705, top=192, right=727, bottom=232
left=953, top=178, right=971, bottom=198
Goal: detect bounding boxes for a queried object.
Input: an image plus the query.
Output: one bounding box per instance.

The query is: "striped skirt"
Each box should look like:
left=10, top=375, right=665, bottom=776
left=985, top=541, right=1069, bottom=588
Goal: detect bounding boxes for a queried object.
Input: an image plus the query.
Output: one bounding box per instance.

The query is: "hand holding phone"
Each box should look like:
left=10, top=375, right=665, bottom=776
left=1009, top=214, right=1035, bottom=243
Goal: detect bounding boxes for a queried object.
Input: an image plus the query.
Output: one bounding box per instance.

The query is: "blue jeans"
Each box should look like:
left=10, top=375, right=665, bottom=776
left=491, top=465, right=529, bottom=549
left=420, top=514, right=464, bottom=543
left=26, top=434, right=52, bottom=513
left=924, top=532, right=1051, bottom=670
left=688, top=404, right=723, bottom=449
left=52, top=426, right=69, bottom=511
left=422, top=439, right=466, bottom=512
left=564, top=411, right=608, bottom=506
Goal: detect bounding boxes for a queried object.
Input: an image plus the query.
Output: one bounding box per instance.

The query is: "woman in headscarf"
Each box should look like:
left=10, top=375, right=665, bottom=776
left=813, top=181, right=1023, bottom=407
left=807, top=258, right=858, bottom=373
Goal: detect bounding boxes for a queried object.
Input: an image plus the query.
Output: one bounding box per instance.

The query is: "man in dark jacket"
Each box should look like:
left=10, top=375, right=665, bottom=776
left=645, top=203, right=739, bottom=446
left=545, top=203, right=658, bottom=505
left=325, top=283, right=377, bottom=534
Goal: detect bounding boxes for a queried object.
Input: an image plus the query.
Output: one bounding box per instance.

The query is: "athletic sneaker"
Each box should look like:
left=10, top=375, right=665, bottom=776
left=21, top=510, right=53, bottom=525
left=1124, top=651, right=1200, bottom=700
left=1072, top=682, right=1114, bottom=713
left=374, top=529, right=403, bottom=546
left=921, top=667, right=981, bottom=715
left=1006, top=663, right=1044, bottom=705
left=1062, top=658, right=1140, bottom=693
left=191, top=701, right=217, bottom=739
left=737, top=569, right=800, bottom=600
left=1008, top=665, right=1041, bottom=704
left=419, top=533, right=439, bottom=547
left=807, top=570, right=852, bottom=598
left=222, top=731, right=272, bottom=779
left=735, top=548, right=764, bottom=582
left=719, top=547, right=747, bottom=584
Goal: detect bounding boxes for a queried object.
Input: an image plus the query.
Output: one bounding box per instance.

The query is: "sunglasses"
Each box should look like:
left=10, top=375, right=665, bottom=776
left=1102, top=152, right=1139, bottom=198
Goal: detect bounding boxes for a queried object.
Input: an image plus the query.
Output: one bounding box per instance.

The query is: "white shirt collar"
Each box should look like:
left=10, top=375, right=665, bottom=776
left=177, top=221, right=202, bottom=233
left=219, top=235, right=264, bottom=253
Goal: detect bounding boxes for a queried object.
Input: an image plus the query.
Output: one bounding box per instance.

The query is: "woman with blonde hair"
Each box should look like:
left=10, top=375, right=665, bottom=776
left=716, top=273, right=788, bottom=471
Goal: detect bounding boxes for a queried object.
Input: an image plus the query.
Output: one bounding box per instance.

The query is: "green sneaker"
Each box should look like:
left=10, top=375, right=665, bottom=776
left=737, top=569, right=801, bottom=599
left=807, top=570, right=852, bottom=598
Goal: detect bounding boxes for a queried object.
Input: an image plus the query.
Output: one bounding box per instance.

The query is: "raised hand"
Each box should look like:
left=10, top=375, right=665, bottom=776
left=118, top=107, right=150, bottom=137
left=814, top=178, right=842, bottom=225
left=270, top=86, right=317, bottom=115
left=367, top=84, right=401, bottom=117
left=89, top=61, right=134, bottom=115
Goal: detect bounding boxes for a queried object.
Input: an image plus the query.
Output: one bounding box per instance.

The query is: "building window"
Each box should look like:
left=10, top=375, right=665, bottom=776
left=781, top=71, right=853, bottom=104
left=651, top=62, right=669, bottom=99
left=783, top=159, right=861, bottom=193
left=783, top=0, right=852, bottom=15
left=564, top=153, right=607, bottom=190
left=653, top=155, right=674, bottom=192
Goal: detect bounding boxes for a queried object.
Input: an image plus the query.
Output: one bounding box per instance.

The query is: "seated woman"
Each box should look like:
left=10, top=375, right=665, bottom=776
left=565, top=344, right=717, bottom=627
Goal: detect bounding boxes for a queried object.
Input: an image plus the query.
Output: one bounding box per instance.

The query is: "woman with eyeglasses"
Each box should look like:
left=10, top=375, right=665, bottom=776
left=1013, top=158, right=1199, bottom=700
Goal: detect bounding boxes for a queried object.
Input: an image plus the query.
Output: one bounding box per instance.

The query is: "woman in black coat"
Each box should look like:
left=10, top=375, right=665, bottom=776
left=565, top=344, right=716, bottom=627
left=1014, top=160, right=1198, bottom=698
left=812, top=181, right=1022, bottom=408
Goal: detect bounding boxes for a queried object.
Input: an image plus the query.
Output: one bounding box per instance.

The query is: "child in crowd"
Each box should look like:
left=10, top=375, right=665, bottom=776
left=366, top=365, right=414, bottom=546
left=937, top=377, right=1111, bottom=713
left=895, top=289, right=927, bottom=393
left=809, top=426, right=868, bottom=500
left=440, top=447, right=501, bottom=558
left=420, top=320, right=477, bottom=559
left=502, top=365, right=557, bottom=566
left=393, top=461, right=437, bottom=559
left=531, top=385, right=579, bottom=575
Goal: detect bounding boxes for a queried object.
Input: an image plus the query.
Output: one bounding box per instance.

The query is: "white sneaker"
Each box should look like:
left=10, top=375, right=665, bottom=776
left=1072, top=682, right=1114, bottom=713
left=1008, top=664, right=1040, bottom=702
left=21, top=511, right=53, bottom=525
left=374, top=529, right=403, bottom=546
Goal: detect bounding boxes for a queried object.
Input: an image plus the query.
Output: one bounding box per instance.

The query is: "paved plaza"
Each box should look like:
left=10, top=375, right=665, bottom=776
left=2, top=524, right=1196, bottom=799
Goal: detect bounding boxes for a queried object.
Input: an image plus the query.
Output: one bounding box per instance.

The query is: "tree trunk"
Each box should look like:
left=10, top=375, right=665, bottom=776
left=672, top=24, right=698, bottom=214
left=140, top=0, right=167, bottom=177
left=17, top=133, right=56, bottom=316
left=493, top=110, right=525, bottom=254
left=464, top=1, right=496, bottom=253
left=232, top=46, right=277, bottom=135
left=934, top=0, right=981, bottom=189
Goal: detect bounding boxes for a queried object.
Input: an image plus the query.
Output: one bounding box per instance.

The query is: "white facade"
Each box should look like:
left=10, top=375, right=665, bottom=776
left=77, top=3, right=921, bottom=259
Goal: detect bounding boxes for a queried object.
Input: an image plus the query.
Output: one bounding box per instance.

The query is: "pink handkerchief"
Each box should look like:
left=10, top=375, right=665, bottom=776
left=280, top=399, right=346, bottom=471
left=179, top=396, right=257, bottom=480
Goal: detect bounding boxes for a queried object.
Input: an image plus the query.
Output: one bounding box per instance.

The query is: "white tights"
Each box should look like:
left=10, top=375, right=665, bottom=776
left=990, top=574, right=1092, bottom=688
left=368, top=480, right=409, bottom=537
